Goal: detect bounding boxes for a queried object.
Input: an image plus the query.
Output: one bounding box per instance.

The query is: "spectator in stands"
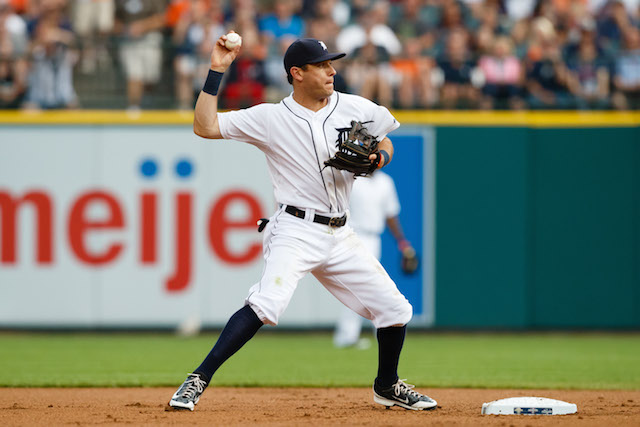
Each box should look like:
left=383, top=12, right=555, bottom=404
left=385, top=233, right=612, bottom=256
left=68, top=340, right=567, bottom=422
left=436, top=27, right=480, bottom=108
left=220, top=49, right=267, bottom=109
left=4, top=0, right=630, bottom=111
left=588, top=0, right=610, bottom=15
left=114, top=0, right=166, bottom=111
left=632, top=1, right=640, bottom=24
left=336, top=1, right=401, bottom=57
left=391, top=36, right=438, bottom=108
left=460, top=0, right=485, bottom=22
left=504, top=0, right=537, bottom=21
left=436, top=0, right=475, bottom=33
left=306, top=0, right=341, bottom=51
left=165, top=0, right=190, bottom=30
left=220, top=0, right=267, bottom=109
left=23, top=0, right=78, bottom=109
left=531, top=0, right=561, bottom=26
left=258, top=0, right=304, bottom=43
left=387, top=0, right=439, bottom=64
left=71, top=0, right=114, bottom=74
left=345, top=37, right=394, bottom=107
left=425, top=0, right=475, bottom=62
left=509, top=17, right=531, bottom=60
left=597, top=0, right=635, bottom=56
left=1, top=0, right=27, bottom=54
left=478, top=35, right=525, bottom=109
left=612, top=27, right=640, bottom=109
left=0, top=0, right=27, bottom=108
left=172, top=0, right=225, bottom=110
left=8, top=0, right=28, bottom=14
left=525, top=17, right=574, bottom=109
left=225, top=0, right=264, bottom=64
left=471, top=0, right=511, bottom=53
left=301, top=0, right=350, bottom=26
left=620, top=0, right=640, bottom=19
left=565, top=20, right=611, bottom=109
left=563, top=12, right=602, bottom=61
left=259, top=0, right=304, bottom=101
left=388, top=0, right=430, bottom=43
left=261, top=35, right=295, bottom=101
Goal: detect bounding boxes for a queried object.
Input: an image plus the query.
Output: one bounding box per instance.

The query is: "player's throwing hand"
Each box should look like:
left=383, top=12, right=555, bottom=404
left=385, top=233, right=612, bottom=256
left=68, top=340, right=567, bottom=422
left=210, top=32, right=241, bottom=73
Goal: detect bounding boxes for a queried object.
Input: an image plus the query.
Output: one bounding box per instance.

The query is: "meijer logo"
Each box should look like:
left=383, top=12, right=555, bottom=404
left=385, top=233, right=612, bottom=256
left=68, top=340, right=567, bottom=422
left=0, top=157, right=265, bottom=293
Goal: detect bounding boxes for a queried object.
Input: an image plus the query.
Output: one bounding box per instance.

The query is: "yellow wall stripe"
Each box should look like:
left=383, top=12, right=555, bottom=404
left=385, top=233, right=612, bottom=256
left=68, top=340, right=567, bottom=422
left=0, top=110, right=638, bottom=127
left=392, top=111, right=640, bottom=127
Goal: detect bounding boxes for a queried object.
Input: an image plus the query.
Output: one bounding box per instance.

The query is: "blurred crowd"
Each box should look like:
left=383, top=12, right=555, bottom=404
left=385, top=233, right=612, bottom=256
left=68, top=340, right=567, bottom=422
left=0, top=0, right=639, bottom=111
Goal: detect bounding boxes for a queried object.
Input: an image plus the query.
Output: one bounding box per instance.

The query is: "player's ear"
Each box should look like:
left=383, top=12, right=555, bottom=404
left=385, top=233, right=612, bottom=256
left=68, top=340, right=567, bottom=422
left=290, top=66, right=304, bottom=83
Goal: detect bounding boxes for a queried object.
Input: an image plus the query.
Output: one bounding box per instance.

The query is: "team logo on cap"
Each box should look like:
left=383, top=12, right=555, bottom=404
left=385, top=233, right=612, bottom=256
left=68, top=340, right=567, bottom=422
left=318, top=40, right=327, bottom=51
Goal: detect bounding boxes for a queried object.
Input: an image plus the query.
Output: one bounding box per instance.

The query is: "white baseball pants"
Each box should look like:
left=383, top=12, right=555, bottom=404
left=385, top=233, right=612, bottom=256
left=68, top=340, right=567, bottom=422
left=245, top=206, right=412, bottom=328
left=333, top=230, right=380, bottom=347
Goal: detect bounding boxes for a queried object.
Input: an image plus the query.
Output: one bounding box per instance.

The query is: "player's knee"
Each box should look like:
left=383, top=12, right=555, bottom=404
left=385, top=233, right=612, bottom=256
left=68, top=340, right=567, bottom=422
left=246, top=302, right=278, bottom=326
left=395, top=300, right=413, bottom=325
left=375, top=300, right=412, bottom=329
left=398, top=300, right=413, bottom=325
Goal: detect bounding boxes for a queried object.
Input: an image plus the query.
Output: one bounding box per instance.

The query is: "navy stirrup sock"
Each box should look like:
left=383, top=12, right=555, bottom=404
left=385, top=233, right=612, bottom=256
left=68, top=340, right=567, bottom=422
left=194, top=305, right=264, bottom=383
left=375, top=325, right=406, bottom=388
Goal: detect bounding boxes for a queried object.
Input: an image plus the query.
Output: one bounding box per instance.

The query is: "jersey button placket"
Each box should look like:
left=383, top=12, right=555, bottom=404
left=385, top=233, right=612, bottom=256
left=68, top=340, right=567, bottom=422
left=314, top=118, right=338, bottom=211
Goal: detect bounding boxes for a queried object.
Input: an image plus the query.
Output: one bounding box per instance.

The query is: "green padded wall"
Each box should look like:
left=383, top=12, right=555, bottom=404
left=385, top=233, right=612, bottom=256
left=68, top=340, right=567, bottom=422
left=434, top=126, right=639, bottom=328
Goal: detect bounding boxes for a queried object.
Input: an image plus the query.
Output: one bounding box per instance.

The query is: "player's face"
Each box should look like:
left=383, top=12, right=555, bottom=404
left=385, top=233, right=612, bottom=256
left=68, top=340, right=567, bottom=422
left=302, top=60, right=336, bottom=97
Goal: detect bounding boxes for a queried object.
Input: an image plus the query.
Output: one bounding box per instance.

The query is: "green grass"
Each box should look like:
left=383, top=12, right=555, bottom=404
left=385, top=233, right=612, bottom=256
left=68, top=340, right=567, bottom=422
left=0, top=332, right=638, bottom=389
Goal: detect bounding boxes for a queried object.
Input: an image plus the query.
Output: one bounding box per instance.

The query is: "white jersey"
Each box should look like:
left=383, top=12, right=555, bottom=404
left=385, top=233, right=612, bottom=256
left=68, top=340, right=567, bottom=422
left=349, top=171, right=400, bottom=236
left=218, top=91, right=400, bottom=214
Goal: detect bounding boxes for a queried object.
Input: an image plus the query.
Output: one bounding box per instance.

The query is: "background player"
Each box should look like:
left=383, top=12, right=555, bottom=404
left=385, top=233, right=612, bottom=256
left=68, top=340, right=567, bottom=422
left=334, top=170, right=418, bottom=349
left=168, top=34, right=437, bottom=412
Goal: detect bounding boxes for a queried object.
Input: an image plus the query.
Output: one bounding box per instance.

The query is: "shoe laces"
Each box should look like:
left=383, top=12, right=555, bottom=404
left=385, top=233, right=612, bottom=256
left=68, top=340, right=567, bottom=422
left=394, top=379, right=423, bottom=399
left=179, top=374, right=207, bottom=400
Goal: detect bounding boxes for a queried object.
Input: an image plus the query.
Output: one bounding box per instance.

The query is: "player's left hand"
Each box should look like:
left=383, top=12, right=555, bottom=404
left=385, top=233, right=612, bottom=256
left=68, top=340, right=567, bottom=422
left=324, top=120, right=380, bottom=176
left=369, top=152, right=382, bottom=171
left=399, top=240, right=419, bottom=275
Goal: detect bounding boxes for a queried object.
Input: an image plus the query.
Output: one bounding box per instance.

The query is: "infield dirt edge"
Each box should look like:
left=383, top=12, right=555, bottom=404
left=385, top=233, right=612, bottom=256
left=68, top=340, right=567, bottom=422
left=2, top=387, right=639, bottom=426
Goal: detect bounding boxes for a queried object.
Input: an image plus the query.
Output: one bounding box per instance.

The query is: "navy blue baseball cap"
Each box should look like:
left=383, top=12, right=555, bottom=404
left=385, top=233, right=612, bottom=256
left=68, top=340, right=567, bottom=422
left=284, top=38, right=346, bottom=75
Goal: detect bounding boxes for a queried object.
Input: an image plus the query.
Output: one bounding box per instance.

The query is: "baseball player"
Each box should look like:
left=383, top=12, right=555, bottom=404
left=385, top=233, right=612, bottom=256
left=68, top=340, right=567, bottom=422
left=334, top=170, right=418, bottom=349
left=168, top=35, right=437, bottom=412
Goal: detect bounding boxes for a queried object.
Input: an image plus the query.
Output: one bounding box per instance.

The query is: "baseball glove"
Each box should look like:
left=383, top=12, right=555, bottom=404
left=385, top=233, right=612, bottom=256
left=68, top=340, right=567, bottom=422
left=324, top=120, right=380, bottom=176
left=401, top=246, right=419, bottom=275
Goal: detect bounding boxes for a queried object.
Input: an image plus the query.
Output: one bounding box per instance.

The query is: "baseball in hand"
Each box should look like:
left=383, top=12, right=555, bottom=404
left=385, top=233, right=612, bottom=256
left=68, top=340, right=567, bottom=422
left=224, top=32, right=242, bottom=50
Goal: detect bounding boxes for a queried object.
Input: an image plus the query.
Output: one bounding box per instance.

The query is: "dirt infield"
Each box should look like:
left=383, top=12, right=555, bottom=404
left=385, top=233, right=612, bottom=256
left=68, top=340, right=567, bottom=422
left=1, top=388, right=639, bottom=426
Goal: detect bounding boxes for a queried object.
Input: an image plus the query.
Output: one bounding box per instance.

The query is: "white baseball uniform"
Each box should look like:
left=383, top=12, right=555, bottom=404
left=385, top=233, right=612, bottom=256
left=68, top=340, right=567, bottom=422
left=334, top=171, right=401, bottom=347
left=217, top=91, right=412, bottom=328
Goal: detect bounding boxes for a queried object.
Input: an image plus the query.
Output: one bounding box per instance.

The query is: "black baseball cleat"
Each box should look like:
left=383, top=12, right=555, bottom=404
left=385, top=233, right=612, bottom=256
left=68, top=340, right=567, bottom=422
left=373, top=379, right=437, bottom=411
left=168, top=373, right=208, bottom=411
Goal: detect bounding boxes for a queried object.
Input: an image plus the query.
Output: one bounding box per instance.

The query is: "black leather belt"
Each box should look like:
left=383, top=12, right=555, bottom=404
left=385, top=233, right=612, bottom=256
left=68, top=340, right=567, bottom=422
left=285, top=205, right=347, bottom=227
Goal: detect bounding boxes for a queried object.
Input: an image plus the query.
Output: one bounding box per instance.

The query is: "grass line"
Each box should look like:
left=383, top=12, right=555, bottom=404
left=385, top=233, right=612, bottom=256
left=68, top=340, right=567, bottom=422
left=0, top=332, right=638, bottom=389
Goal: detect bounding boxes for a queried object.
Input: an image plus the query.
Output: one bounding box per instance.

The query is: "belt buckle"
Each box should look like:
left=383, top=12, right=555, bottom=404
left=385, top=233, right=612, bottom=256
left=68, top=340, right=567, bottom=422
left=328, top=216, right=343, bottom=227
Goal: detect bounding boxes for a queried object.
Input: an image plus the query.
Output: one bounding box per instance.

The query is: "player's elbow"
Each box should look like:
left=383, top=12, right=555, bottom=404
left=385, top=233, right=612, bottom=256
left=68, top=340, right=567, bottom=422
left=193, top=121, right=221, bottom=140
left=193, top=124, right=212, bottom=139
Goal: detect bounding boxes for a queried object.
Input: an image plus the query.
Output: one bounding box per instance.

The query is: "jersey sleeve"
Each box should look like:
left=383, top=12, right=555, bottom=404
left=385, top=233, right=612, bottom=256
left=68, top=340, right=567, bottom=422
left=352, top=96, right=399, bottom=141
left=217, top=104, right=271, bottom=149
left=371, top=104, right=400, bottom=141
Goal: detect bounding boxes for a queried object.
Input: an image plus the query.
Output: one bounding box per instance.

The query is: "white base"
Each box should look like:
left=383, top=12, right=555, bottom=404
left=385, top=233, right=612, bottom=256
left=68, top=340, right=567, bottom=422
left=481, top=397, right=577, bottom=415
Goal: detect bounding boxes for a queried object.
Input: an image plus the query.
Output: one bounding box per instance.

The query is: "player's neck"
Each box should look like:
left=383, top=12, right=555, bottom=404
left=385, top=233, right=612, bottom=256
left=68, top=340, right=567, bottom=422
left=292, top=91, right=329, bottom=112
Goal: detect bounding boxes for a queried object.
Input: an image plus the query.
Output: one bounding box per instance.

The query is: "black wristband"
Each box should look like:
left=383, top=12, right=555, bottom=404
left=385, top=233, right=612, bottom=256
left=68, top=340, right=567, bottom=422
left=380, top=150, right=390, bottom=167
left=203, top=70, right=224, bottom=96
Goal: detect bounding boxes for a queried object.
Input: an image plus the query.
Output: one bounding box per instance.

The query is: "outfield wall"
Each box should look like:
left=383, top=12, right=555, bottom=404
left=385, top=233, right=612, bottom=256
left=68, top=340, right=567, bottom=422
left=0, top=111, right=639, bottom=329
left=0, top=113, right=432, bottom=329
left=435, top=125, right=640, bottom=328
